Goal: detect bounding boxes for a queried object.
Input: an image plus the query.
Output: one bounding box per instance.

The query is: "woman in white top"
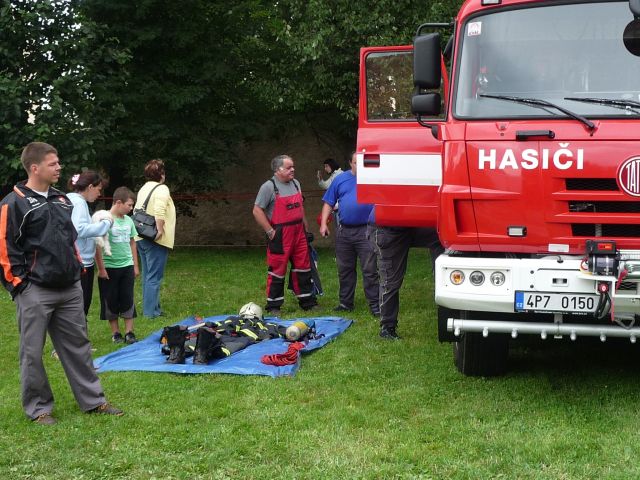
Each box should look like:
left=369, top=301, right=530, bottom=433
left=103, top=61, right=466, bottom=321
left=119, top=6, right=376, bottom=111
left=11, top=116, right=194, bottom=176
left=317, top=158, right=343, bottom=190
left=67, top=171, right=111, bottom=318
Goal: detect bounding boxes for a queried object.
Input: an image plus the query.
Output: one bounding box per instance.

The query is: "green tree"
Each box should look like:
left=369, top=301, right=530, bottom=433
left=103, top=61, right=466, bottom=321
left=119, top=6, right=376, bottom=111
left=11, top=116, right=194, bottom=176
left=81, top=0, right=462, bottom=191
left=247, top=0, right=462, bottom=121
left=0, top=0, right=129, bottom=187
left=1, top=0, right=462, bottom=191
left=80, top=0, right=277, bottom=192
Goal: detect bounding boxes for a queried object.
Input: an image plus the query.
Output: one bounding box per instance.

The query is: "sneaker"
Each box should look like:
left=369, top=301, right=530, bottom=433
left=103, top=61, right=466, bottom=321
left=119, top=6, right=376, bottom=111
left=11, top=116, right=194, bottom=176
left=112, top=332, right=124, bottom=344
left=380, top=327, right=401, bottom=340
left=301, top=303, right=319, bottom=312
left=124, top=332, right=137, bottom=344
left=87, top=403, right=124, bottom=416
left=265, top=307, right=281, bottom=317
left=333, top=304, right=353, bottom=312
left=32, top=412, right=57, bottom=425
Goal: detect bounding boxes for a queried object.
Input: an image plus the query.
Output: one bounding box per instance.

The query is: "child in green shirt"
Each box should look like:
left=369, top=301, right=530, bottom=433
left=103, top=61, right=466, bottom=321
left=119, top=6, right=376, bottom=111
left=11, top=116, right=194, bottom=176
left=97, top=187, right=140, bottom=344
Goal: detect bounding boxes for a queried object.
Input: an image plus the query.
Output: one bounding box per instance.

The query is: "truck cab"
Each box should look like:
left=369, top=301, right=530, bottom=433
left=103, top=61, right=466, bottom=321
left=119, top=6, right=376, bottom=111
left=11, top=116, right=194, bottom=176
left=358, top=0, right=640, bottom=375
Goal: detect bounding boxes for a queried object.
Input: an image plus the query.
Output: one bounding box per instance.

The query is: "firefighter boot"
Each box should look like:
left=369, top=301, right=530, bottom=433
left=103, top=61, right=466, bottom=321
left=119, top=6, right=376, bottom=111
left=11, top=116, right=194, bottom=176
left=164, top=325, right=188, bottom=364
left=193, top=327, right=220, bottom=365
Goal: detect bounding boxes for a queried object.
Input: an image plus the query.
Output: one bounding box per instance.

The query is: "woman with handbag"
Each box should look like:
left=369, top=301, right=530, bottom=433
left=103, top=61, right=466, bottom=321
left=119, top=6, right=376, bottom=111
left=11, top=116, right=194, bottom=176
left=134, top=159, right=176, bottom=319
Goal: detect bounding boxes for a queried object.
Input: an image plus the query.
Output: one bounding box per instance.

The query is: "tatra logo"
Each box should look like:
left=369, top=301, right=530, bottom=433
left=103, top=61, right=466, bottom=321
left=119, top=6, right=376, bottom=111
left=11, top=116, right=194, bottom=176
left=478, top=143, right=584, bottom=170
left=617, top=156, right=640, bottom=197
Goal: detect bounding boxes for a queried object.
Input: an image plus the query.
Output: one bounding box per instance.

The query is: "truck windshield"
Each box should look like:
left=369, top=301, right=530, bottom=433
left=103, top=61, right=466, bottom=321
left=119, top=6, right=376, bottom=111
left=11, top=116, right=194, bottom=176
left=454, top=1, right=640, bottom=119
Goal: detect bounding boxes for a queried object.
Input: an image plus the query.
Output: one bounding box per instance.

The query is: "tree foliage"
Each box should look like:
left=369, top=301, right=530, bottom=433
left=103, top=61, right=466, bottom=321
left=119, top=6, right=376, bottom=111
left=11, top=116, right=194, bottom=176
left=79, top=0, right=463, bottom=191
left=1, top=0, right=462, bottom=191
left=246, top=0, right=462, bottom=121
left=79, top=0, right=278, bottom=192
left=0, top=0, right=129, bottom=187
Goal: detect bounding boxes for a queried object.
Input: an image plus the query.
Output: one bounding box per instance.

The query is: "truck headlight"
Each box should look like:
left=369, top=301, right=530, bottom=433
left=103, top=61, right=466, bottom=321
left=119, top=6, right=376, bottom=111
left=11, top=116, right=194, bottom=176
left=490, top=271, right=506, bottom=286
left=469, top=271, right=485, bottom=286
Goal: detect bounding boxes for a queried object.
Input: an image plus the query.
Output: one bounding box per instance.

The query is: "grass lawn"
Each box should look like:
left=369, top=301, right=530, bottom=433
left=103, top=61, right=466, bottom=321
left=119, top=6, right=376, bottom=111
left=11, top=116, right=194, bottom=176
left=1, top=247, right=640, bottom=479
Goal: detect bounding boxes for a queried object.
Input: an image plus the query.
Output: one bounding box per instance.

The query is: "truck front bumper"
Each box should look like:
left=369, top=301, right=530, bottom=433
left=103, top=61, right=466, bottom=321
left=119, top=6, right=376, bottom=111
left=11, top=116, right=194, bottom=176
left=435, top=253, right=640, bottom=340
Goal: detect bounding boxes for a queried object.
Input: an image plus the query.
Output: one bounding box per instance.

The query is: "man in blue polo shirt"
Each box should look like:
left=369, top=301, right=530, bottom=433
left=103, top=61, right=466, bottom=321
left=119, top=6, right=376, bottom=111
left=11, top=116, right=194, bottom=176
left=319, top=152, right=380, bottom=316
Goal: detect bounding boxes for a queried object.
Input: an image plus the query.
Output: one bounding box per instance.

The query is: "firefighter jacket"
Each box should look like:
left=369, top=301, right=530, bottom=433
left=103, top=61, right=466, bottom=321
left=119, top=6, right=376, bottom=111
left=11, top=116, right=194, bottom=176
left=0, top=182, right=83, bottom=298
left=204, top=316, right=286, bottom=341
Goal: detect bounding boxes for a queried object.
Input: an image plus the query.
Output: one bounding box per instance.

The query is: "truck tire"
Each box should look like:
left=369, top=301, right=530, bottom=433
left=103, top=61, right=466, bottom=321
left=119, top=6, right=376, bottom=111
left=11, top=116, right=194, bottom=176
left=453, top=332, right=509, bottom=377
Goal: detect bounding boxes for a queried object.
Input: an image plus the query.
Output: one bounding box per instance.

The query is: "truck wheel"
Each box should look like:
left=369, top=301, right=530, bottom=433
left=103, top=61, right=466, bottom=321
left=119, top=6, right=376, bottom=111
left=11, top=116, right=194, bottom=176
left=453, top=332, right=509, bottom=377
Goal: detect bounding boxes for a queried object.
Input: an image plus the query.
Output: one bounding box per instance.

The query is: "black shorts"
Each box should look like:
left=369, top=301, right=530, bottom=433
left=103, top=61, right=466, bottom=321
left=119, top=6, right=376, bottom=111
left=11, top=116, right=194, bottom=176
left=98, top=265, right=137, bottom=320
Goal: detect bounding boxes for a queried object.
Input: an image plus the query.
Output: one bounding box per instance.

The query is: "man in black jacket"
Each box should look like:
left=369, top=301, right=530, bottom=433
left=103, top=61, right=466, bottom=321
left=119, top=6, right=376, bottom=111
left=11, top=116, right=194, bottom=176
left=0, top=142, right=123, bottom=425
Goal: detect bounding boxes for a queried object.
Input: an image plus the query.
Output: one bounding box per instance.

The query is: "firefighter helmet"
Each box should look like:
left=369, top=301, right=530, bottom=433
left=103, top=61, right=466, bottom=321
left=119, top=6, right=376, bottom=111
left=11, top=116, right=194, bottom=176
left=239, top=302, right=263, bottom=321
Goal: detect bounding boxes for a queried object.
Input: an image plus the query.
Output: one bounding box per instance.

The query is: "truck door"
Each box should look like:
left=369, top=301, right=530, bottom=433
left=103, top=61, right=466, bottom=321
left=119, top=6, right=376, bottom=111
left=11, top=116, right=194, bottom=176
left=356, top=46, right=444, bottom=227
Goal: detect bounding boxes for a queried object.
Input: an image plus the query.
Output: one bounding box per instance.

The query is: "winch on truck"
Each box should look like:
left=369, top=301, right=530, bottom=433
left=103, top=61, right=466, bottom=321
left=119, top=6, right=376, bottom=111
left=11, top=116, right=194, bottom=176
left=356, top=0, right=640, bottom=376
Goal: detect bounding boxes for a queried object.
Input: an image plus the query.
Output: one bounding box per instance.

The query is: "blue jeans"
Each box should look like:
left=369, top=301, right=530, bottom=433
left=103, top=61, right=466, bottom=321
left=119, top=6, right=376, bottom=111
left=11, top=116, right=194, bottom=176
left=137, top=239, right=169, bottom=318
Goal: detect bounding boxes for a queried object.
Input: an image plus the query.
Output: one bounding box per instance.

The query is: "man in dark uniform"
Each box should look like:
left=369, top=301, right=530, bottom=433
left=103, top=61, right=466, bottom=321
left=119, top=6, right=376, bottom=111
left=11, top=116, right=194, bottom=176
left=253, top=154, right=318, bottom=315
left=0, top=142, right=123, bottom=424
left=368, top=216, right=444, bottom=340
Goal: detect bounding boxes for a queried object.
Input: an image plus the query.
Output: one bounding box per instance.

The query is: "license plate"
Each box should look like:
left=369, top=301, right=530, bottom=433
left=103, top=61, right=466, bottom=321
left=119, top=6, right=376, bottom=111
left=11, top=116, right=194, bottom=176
left=514, top=291, right=598, bottom=313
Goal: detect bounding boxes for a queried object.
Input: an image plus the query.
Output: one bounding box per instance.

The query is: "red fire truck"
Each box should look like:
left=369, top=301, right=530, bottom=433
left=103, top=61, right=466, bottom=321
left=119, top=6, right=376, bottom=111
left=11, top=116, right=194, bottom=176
left=357, top=0, right=640, bottom=376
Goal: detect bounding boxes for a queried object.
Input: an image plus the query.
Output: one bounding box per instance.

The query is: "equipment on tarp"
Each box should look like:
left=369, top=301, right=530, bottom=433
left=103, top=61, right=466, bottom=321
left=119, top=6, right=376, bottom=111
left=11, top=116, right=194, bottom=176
left=162, top=325, right=189, bottom=364
left=285, top=319, right=316, bottom=341
left=160, top=305, right=288, bottom=364
left=94, top=315, right=353, bottom=376
left=261, top=342, right=305, bottom=366
left=193, top=327, right=253, bottom=364
left=239, top=302, right=263, bottom=321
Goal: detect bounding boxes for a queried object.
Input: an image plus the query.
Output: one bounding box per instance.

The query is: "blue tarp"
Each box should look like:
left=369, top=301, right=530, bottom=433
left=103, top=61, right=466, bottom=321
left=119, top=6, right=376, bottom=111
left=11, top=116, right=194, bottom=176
left=93, top=315, right=352, bottom=377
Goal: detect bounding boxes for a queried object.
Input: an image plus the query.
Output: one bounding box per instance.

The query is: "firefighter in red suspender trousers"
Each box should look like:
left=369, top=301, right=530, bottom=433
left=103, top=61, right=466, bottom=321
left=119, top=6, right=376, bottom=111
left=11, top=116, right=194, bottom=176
left=253, top=155, right=318, bottom=315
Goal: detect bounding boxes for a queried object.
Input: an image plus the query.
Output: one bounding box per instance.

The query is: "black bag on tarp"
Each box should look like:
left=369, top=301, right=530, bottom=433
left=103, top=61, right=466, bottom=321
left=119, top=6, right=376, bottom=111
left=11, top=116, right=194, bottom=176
left=132, top=184, right=161, bottom=241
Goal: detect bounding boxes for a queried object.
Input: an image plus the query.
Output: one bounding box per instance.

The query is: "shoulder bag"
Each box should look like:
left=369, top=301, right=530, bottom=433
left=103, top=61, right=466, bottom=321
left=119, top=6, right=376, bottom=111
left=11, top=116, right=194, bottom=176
left=132, top=184, right=162, bottom=241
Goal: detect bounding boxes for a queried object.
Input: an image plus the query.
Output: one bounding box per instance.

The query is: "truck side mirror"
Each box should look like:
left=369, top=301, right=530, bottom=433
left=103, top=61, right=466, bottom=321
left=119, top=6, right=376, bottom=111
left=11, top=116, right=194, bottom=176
left=412, top=92, right=441, bottom=116
left=624, top=19, right=640, bottom=56
left=414, top=33, right=441, bottom=89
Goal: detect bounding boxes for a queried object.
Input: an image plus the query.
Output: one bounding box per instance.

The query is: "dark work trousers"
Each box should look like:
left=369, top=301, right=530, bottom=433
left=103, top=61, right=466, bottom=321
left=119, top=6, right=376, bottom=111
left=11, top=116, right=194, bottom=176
left=368, top=225, right=443, bottom=331
left=15, top=281, right=106, bottom=419
left=335, top=224, right=379, bottom=312
left=79, top=265, right=95, bottom=318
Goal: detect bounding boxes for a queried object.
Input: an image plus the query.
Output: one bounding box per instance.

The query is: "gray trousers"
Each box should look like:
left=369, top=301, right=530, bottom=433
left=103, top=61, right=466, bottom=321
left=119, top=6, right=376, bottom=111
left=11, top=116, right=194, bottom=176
left=15, top=281, right=106, bottom=419
left=335, top=224, right=379, bottom=311
left=368, top=225, right=443, bottom=330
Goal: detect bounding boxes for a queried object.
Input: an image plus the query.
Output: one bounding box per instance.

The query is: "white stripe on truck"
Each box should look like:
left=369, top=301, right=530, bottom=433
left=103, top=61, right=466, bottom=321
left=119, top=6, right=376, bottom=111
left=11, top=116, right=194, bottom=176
left=357, top=153, right=442, bottom=186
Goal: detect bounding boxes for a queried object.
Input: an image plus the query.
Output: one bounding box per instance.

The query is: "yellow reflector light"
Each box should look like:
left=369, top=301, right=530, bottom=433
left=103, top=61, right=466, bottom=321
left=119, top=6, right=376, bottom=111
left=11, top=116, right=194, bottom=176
left=450, top=270, right=465, bottom=285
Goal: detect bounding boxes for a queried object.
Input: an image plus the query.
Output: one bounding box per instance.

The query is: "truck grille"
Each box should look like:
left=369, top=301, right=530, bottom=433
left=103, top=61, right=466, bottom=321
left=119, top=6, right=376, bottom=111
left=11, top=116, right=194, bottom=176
left=565, top=178, right=618, bottom=191
left=569, top=202, right=640, bottom=213
left=564, top=178, right=640, bottom=238
left=618, top=281, right=636, bottom=291
left=572, top=224, right=640, bottom=237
